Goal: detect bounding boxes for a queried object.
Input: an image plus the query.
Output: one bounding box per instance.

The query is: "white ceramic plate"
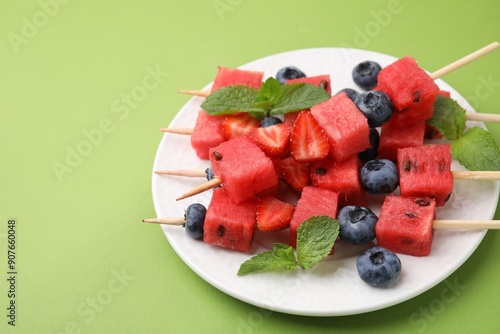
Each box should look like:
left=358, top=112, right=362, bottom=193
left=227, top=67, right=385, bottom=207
left=151, top=48, right=499, bottom=316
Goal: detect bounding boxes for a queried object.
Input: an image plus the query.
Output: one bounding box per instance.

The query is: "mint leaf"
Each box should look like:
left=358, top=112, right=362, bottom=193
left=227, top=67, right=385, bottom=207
left=426, top=95, right=466, bottom=140
left=201, top=85, right=266, bottom=119
left=451, top=127, right=500, bottom=171
left=271, top=83, right=330, bottom=116
left=253, top=77, right=283, bottom=112
left=237, top=243, right=297, bottom=276
left=296, top=216, right=340, bottom=270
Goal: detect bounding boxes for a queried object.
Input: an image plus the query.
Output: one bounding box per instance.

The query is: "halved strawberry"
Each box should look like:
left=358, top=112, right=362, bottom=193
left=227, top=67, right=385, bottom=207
left=279, top=156, right=310, bottom=192
left=290, top=110, right=330, bottom=163
left=249, top=123, right=291, bottom=158
left=222, top=113, right=260, bottom=140
left=256, top=194, right=295, bottom=232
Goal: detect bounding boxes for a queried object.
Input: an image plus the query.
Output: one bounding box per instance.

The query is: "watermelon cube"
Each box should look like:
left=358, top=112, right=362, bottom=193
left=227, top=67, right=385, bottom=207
left=211, top=67, right=264, bottom=91
left=376, top=56, right=440, bottom=127
left=310, top=93, right=371, bottom=162
left=397, top=144, right=453, bottom=207
left=376, top=195, right=436, bottom=256
left=289, top=186, right=339, bottom=248
left=310, top=154, right=367, bottom=207
left=378, top=120, right=425, bottom=162
left=191, top=110, right=226, bottom=160
left=209, top=136, right=278, bottom=204
left=190, top=67, right=264, bottom=159
left=203, top=188, right=257, bottom=252
left=286, top=74, right=332, bottom=94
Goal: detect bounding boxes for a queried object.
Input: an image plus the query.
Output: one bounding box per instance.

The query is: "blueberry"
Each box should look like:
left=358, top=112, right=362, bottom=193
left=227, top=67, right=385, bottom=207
left=356, top=246, right=401, bottom=287
left=276, top=66, right=306, bottom=85
left=360, top=159, right=399, bottom=194
left=337, top=88, right=359, bottom=102
left=261, top=116, right=282, bottom=127
left=184, top=203, right=206, bottom=239
left=358, top=128, right=380, bottom=163
left=338, top=206, right=378, bottom=245
left=354, top=90, right=394, bottom=127
left=352, top=61, right=382, bottom=90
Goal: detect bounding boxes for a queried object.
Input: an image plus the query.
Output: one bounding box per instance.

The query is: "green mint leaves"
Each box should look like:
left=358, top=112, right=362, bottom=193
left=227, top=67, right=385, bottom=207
left=427, top=95, right=500, bottom=171
left=201, top=77, right=330, bottom=120
left=237, top=216, right=339, bottom=276
left=451, top=127, right=500, bottom=171
left=426, top=95, right=466, bottom=140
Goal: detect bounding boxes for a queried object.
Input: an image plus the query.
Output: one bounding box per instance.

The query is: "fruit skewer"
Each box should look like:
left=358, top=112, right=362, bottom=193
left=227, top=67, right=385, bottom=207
left=157, top=167, right=500, bottom=201
left=178, top=42, right=499, bottom=98
left=159, top=107, right=500, bottom=137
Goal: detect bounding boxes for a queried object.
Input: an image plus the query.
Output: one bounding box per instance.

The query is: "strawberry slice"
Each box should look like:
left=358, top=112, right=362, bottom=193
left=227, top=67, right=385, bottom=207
left=249, top=123, right=291, bottom=158
left=256, top=194, right=295, bottom=232
left=290, top=110, right=330, bottom=163
left=279, top=156, right=310, bottom=192
left=222, top=113, right=260, bottom=140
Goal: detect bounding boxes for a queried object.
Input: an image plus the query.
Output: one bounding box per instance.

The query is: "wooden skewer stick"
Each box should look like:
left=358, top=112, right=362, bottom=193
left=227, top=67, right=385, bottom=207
left=176, top=177, right=222, bottom=201
left=178, top=89, right=210, bottom=97
left=159, top=127, right=194, bottom=134
left=451, top=171, right=500, bottom=180
left=465, top=112, right=500, bottom=123
left=430, top=42, right=500, bottom=80
left=155, top=169, right=206, bottom=177
left=142, top=217, right=185, bottom=225
left=433, top=220, right=500, bottom=229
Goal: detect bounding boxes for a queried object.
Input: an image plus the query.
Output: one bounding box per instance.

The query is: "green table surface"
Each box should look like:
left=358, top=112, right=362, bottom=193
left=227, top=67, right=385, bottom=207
left=1, top=1, right=499, bottom=333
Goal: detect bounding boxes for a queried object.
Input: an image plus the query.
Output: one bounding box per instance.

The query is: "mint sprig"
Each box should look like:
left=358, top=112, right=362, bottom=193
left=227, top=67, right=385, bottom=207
left=426, top=95, right=466, bottom=140
left=201, top=77, right=330, bottom=120
left=450, top=127, right=500, bottom=171
left=237, top=216, right=339, bottom=276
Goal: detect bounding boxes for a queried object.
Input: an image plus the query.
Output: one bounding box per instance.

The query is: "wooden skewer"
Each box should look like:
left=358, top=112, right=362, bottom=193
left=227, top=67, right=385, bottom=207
left=430, top=42, right=500, bottom=80
left=178, top=89, right=210, bottom=97
left=142, top=217, right=185, bottom=225
left=159, top=127, right=194, bottom=134
left=433, top=220, right=500, bottom=229
left=176, top=177, right=222, bottom=201
left=452, top=171, right=500, bottom=180
left=155, top=169, right=206, bottom=177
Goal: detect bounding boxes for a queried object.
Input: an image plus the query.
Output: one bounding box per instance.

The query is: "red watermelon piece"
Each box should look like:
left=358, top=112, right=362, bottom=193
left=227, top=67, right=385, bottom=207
left=209, top=136, right=278, bottom=204
left=286, top=74, right=332, bottom=94
left=397, top=144, right=453, bottom=207
left=203, top=188, right=257, bottom=252
left=376, top=196, right=436, bottom=256
left=289, top=186, right=339, bottom=248
left=310, top=93, right=371, bottom=162
left=191, top=110, right=226, bottom=160
left=310, top=154, right=367, bottom=207
left=376, top=56, right=440, bottom=127
left=211, top=67, right=264, bottom=91
left=378, top=121, right=425, bottom=162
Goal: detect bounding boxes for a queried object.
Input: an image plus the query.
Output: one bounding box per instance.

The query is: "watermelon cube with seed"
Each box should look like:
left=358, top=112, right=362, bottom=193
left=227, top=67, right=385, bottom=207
left=286, top=74, right=332, bottom=94
left=310, top=154, right=367, bottom=207
left=397, top=144, right=453, bottom=206
left=209, top=136, right=278, bottom=204
left=376, top=196, right=436, bottom=256
left=376, top=56, right=440, bottom=127
left=203, top=188, right=257, bottom=252
left=289, top=186, right=339, bottom=248
left=311, top=93, right=371, bottom=162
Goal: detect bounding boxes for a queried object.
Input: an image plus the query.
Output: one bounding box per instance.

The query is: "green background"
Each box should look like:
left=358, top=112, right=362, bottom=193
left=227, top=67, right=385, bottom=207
left=1, top=0, right=499, bottom=333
